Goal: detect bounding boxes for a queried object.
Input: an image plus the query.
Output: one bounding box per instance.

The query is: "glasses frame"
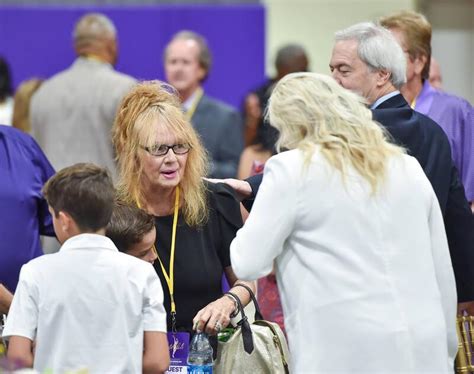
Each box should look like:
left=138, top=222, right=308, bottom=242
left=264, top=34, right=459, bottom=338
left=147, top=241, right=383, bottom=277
left=141, top=143, right=191, bottom=157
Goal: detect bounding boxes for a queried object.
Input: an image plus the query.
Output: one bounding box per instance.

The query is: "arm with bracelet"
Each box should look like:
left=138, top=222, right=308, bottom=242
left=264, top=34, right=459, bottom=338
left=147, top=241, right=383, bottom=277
left=192, top=269, right=255, bottom=335
left=222, top=269, right=256, bottom=319
left=191, top=178, right=256, bottom=336
left=224, top=293, right=240, bottom=319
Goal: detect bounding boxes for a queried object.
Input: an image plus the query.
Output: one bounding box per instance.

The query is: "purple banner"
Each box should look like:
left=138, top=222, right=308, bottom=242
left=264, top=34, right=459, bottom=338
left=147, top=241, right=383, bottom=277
left=0, top=5, right=265, bottom=109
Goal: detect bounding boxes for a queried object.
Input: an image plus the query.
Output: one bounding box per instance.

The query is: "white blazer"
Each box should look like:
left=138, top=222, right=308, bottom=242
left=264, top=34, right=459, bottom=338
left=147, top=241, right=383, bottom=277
left=231, top=148, right=457, bottom=373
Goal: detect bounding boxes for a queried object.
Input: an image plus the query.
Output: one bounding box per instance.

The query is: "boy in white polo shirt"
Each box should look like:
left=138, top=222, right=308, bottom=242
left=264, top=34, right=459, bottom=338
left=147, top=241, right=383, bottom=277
left=3, top=163, right=170, bottom=373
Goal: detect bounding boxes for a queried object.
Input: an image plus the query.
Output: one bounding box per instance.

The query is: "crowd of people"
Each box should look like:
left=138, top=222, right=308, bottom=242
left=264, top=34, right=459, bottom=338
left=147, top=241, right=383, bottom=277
left=0, top=8, right=473, bottom=374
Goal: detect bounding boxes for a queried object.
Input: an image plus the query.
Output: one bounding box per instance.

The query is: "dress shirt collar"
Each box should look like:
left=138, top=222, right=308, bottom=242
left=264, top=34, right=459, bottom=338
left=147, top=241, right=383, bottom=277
left=182, top=88, right=201, bottom=112
left=370, top=90, right=400, bottom=109
left=59, top=233, right=118, bottom=252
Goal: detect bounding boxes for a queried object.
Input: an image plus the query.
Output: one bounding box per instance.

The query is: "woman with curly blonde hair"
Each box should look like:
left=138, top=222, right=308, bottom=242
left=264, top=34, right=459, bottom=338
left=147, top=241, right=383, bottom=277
left=113, top=81, right=254, bottom=338
left=230, top=73, right=456, bottom=373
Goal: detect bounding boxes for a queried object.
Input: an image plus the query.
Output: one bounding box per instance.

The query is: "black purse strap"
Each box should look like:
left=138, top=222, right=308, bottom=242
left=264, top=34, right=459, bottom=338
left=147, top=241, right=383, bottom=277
left=233, top=283, right=264, bottom=321
left=226, top=291, right=254, bottom=354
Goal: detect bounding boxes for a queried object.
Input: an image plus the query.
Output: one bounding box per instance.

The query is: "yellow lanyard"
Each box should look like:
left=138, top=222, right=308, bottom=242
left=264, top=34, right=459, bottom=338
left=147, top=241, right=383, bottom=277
left=137, top=187, right=180, bottom=329
left=410, top=95, right=417, bottom=109
left=155, top=186, right=180, bottom=317
left=184, top=87, right=204, bottom=121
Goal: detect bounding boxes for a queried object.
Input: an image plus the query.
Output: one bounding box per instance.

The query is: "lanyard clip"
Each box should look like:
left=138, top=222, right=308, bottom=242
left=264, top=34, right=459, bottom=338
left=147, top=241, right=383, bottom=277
left=171, top=311, right=177, bottom=333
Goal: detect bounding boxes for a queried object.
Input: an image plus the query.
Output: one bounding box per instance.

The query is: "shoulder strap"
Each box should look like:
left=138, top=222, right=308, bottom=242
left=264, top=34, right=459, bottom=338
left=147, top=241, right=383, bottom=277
left=227, top=291, right=254, bottom=354
left=233, top=283, right=264, bottom=321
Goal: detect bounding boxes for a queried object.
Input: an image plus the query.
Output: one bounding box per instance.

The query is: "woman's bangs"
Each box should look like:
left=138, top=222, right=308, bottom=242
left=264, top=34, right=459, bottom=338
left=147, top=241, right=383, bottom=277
left=160, top=113, right=196, bottom=146
left=133, top=110, right=160, bottom=148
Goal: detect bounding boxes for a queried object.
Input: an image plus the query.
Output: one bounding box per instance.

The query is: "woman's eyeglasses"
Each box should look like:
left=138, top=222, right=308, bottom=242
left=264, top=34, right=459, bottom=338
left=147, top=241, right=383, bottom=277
left=141, top=143, right=191, bottom=157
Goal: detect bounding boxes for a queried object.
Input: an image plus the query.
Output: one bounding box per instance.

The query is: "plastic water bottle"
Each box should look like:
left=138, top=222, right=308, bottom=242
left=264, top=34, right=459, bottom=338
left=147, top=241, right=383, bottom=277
left=187, top=332, right=213, bottom=374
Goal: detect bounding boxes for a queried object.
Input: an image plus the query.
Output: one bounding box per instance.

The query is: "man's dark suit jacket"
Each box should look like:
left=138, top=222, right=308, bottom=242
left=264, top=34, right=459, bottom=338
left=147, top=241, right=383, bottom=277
left=245, top=93, right=474, bottom=302
left=192, top=94, right=243, bottom=179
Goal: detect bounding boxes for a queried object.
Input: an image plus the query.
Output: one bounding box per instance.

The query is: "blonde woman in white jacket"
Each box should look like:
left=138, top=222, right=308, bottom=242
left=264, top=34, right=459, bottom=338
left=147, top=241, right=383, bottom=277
left=230, top=72, right=457, bottom=374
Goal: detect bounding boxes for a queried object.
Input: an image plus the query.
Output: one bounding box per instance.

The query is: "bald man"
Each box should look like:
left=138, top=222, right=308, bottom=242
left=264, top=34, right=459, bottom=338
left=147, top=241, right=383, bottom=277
left=31, top=13, right=136, bottom=179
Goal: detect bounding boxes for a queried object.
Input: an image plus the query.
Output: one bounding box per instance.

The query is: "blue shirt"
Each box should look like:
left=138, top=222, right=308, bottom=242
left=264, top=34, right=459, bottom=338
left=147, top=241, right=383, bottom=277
left=0, top=125, right=55, bottom=292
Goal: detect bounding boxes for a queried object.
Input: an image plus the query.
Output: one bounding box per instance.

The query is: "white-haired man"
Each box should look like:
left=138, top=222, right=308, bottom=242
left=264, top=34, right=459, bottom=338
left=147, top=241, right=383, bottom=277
left=331, top=23, right=474, bottom=311
left=31, top=13, right=136, bottom=178
left=329, top=16, right=474, bottom=315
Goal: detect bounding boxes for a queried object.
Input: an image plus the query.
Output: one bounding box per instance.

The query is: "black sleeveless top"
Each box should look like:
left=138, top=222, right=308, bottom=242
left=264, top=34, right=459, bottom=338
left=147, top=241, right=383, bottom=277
left=153, top=182, right=243, bottom=333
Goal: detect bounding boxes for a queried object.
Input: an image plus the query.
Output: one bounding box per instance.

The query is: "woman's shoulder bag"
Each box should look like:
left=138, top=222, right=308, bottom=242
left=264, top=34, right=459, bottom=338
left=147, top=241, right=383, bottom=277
left=214, top=283, right=291, bottom=374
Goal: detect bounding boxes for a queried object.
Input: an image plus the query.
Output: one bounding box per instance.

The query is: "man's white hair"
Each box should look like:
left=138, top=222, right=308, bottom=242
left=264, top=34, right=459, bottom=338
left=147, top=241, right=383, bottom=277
left=73, top=13, right=116, bottom=46
left=335, top=22, right=406, bottom=89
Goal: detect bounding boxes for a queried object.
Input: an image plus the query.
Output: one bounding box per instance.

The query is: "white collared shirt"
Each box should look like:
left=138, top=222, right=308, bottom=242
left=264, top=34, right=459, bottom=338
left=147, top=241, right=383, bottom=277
left=3, top=233, right=166, bottom=374
left=182, top=87, right=201, bottom=112
left=370, top=90, right=400, bottom=109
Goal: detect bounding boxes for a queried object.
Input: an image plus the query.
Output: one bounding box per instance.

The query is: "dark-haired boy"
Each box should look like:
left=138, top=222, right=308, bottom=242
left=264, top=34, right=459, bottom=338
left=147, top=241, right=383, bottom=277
left=106, top=201, right=158, bottom=265
left=3, top=163, right=169, bottom=373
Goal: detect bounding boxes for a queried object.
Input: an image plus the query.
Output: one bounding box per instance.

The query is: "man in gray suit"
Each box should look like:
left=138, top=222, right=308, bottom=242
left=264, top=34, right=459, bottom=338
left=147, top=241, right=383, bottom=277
left=164, top=31, right=243, bottom=178
left=31, top=13, right=136, bottom=179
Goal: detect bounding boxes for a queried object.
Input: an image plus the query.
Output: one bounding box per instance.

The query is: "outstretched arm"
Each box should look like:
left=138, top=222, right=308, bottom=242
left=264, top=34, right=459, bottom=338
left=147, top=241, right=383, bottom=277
left=206, top=173, right=263, bottom=212
left=192, top=268, right=255, bottom=335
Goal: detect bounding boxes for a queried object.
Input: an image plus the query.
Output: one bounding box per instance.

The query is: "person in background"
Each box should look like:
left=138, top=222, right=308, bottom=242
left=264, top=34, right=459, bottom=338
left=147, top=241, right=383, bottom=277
left=380, top=11, right=473, bottom=209
left=0, top=284, right=13, bottom=314
left=12, top=78, right=43, bottom=133
left=3, top=163, right=169, bottom=374
left=30, top=13, right=136, bottom=179
left=429, top=57, right=443, bottom=90
left=106, top=201, right=158, bottom=265
left=11, top=77, right=60, bottom=258
left=231, top=72, right=457, bottom=373
left=164, top=31, right=243, bottom=178
left=243, top=43, right=309, bottom=148
left=237, top=127, right=274, bottom=180
left=0, top=125, right=55, bottom=294
left=0, top=57, right=13, bottom=126
left=112, top=81, right=254, bottom=339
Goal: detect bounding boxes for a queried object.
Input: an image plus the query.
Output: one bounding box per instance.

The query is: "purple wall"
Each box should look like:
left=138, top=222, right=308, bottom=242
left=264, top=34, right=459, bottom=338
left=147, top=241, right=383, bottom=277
left=0, top=5, right=265, bottom=109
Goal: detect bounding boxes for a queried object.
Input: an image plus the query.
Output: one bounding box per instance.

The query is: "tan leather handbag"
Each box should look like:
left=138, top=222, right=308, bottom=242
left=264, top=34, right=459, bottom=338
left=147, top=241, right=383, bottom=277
left=215, top=284, right=291, bottom=373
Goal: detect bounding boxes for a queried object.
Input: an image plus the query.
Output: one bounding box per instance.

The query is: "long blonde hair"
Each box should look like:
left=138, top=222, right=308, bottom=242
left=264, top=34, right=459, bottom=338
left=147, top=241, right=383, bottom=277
left=267, top=72, right=404, bottom=193
left=112, top=81, right=209, bottom=226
